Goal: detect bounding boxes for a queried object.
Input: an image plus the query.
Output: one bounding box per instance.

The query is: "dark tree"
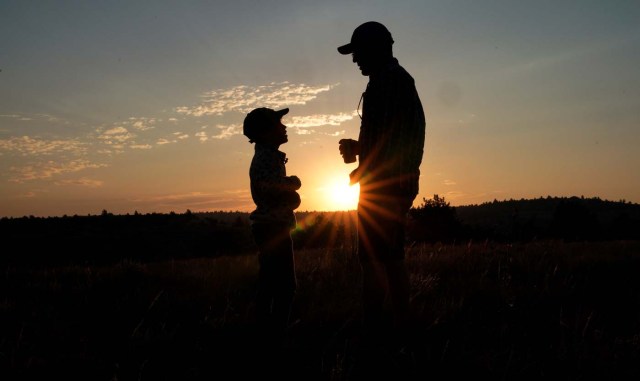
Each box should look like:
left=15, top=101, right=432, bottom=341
left=550, top=197, right=600, bottom=241
left=408, top=194, right=462, bottom=243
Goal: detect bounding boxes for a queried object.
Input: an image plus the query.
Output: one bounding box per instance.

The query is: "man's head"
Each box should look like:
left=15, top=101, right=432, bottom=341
left=243, top=107, right=289, bottom=146
left=338, top=21, right=394, bottom=76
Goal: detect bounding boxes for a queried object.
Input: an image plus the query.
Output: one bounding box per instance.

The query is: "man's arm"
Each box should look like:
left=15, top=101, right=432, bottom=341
left=378, top=71, right=426, bottom=194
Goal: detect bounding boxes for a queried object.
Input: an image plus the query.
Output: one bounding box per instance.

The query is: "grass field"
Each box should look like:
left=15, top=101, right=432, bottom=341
left=2, top=240, right=640, bottom=380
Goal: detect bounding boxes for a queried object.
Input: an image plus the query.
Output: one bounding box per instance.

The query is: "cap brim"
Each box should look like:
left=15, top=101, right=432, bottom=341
left=275, top=108, right=289, bottom=117
left=337, top=43, right=353, bottom=55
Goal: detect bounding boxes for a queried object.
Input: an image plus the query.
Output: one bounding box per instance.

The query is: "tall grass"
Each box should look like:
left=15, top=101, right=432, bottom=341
left=2, top=241, right=640, bottom=380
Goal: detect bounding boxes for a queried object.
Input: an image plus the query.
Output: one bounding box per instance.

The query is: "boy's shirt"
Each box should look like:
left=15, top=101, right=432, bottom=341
left=249, top=144, right=300, bottom=228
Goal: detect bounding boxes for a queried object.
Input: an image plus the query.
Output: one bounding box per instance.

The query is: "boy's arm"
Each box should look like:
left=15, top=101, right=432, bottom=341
left=254, top=172, right=300, bottom=191
left=251, top=154, right=301, bottom=197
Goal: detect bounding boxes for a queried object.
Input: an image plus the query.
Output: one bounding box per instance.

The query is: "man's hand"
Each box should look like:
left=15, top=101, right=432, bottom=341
left=338, top=139, right=360, bottom=163
left=348, top=167, right=361, bottom=185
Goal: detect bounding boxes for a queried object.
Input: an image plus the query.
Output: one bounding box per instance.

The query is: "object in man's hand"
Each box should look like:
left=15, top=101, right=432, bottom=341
left=339, top=139, right=357, bottom=164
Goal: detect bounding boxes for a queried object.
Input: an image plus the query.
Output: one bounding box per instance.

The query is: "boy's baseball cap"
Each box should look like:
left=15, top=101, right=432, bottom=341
left=243, top=107, right=289, bottom=143
left=337, top=21, right=394, bottom=55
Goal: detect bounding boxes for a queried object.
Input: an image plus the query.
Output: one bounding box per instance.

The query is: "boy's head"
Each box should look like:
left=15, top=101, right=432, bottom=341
left=243, top=107, right=289, bottom=145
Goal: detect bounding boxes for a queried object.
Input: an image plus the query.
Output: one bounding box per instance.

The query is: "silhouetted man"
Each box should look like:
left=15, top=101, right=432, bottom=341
left=337, top=21, right=426, bottom=347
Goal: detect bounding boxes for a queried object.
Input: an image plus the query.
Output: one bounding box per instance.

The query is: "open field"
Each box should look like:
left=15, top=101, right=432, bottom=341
left=2, top=240, right=640, bottom=380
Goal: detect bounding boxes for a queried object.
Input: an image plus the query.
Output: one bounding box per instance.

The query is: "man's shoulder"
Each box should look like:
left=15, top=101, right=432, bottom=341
left=390, top=64, right=415, bottom=85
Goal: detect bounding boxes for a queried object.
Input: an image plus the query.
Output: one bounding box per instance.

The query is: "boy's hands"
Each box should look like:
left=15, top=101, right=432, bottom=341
left=281, top=190, right=301, bottom=210
left=288, top=175, right=302, bottom=190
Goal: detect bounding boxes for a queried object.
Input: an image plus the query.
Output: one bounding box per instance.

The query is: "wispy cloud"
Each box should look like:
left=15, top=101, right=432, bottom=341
left=128, top=117, right=157, bottom=131
left=289, top=112, right=356, bottom=128
left=443, top=179, right=457, bottom=186
left=98, top=126, right=135, bottom=145
left=195, top=131, right=208, bottom=142
left=54, top=178, right=104, bottom=188
left=212, top=124, right=242, bottom=140
left=9, top=159, right=108, bottom=183
left=156, top=138, right=175, bottom=145
left=129, top=190, right=253, bottom=211
left=0, top=136, right=88, bottom=156
left=17, top=189, right=49, bottom=198
left=176, top=82, right=336, bottom=116
left=443, top=191, right=467, bottom=200
left=0, top=113, right=69, bottom=124
left=130, top=144, right=153, bottom=149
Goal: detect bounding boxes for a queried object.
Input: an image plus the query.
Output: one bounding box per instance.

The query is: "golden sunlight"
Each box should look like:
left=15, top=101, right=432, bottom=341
left=321, top=177, right=360, bottom=211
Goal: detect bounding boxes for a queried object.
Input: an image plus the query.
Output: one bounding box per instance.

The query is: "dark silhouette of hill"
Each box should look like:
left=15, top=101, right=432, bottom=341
left=454, top=196, right=640, bottom=242
left=1, top=196, right=638, bottom=266
left=0, top=210, right=254, bottom=267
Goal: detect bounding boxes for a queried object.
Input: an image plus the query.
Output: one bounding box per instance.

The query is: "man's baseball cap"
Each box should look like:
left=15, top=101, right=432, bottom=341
left=243, top=107, right=289, bottom=143
left=337, top=21, right=394, bottom=55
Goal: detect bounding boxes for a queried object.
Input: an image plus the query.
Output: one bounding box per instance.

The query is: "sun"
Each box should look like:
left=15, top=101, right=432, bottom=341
left=322, top=177, right=360, bottom=211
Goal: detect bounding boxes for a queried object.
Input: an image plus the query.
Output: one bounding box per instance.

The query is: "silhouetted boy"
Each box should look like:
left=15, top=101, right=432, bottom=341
left=243, top=107, right=301, bottom=341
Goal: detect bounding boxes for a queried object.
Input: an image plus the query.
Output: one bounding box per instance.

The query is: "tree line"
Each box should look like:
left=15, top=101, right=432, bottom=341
left=1, top=196, right=638, bottom=266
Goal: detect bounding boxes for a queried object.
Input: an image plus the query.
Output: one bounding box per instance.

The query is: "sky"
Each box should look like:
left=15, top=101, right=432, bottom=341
left=1, top=0, right=639, bottom=217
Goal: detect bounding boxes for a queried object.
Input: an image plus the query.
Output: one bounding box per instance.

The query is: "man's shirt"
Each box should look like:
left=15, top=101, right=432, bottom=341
left=357, top=57, right=426, bottom=199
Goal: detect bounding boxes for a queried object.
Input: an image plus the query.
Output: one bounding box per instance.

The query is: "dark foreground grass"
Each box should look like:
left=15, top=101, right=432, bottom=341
left=2, top=241, right=640, bottom=380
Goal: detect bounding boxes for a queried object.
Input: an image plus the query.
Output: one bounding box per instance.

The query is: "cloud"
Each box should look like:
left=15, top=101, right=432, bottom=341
left=0, top=136, right=88, bottom=156
left=0, top=113, right=69, bottom=124
left=156, top=138, right=175, bottom=145
left=98, top=126, right=135, bottom=144
left=129, top=117, right=157, bottom=131
left=212, top=124, right=242, bottom=140
left=130, top=144, right=152, bottom=149
left=170, top=132, right=189, bottom=139
left=54, top=178, right=104, bottom=188
left=176, top=82, right=336, bottom=116
left=443, top=191, right=466, bottom=200
left=9, top=159, right=108, bottom=183
left=289, top=112, right=357, bottom=128
left=443, top=179, right=457, bottom=186
left=195, top=131, right=208, bottom=142
left=327, top=130, right=345, bottom=137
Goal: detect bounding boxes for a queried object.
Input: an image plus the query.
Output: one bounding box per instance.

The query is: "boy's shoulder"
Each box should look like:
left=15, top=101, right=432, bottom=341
left=253, top=144, right=287, bottom=163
